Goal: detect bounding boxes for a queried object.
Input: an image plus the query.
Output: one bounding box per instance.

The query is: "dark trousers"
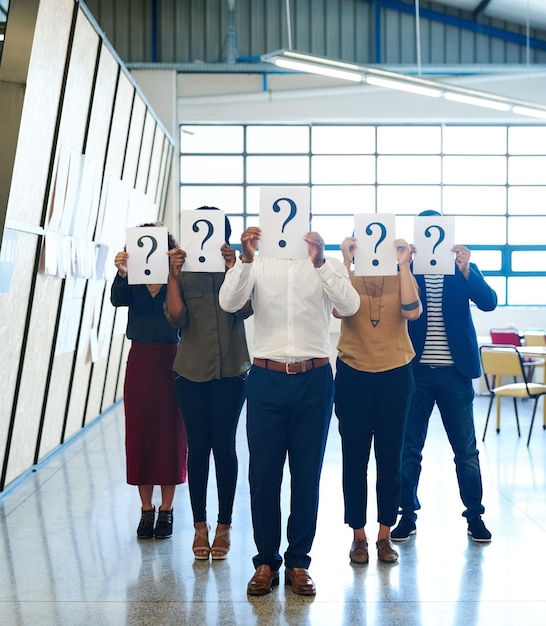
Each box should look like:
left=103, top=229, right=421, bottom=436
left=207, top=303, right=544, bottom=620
left=246, top=363, right=334, bottom=571
left=399, top=364, right=484, bottom=522
left=173, top=374, right=246, bottom=525
left=335, top=358, right=414, bottom=529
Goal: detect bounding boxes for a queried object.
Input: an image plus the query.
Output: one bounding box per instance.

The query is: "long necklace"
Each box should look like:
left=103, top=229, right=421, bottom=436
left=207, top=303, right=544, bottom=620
left=362, top=276, right=384, bottom=327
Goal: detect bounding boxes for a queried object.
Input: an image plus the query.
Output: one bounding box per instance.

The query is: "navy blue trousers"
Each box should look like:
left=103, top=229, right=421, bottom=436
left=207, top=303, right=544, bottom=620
left=335, top=358, right=414, bottom=529
left=246, top=363, right=334, bottom=571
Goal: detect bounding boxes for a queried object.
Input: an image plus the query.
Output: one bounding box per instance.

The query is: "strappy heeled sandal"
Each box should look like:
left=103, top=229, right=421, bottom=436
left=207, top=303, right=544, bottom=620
left=192, top=522, right=211, bottom=560
left=211, top=524, right=231, bottom=560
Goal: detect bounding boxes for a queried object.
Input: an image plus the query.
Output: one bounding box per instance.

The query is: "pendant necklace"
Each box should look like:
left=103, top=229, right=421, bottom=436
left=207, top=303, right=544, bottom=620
left=362, top=276, right=384, bottom=327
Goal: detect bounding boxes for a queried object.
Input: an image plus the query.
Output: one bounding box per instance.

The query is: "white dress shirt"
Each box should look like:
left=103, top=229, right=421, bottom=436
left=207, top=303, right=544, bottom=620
left=219, top=256, right=360, bottom=362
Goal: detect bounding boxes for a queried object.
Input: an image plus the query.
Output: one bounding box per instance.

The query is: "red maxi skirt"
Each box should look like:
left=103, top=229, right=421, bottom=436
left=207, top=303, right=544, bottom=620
left=124, top=342, right=187, bottom=485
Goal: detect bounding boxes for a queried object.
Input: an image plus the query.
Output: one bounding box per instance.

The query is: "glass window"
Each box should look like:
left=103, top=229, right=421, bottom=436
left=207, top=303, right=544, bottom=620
left=508, top=126, right=546, bottom=154
left=443, top=156, right=506, bottom=185
left=179, top=123, right=546, bottom=307
left=455, top=216, right=506, bottom=245
left=311, top=185, right=375, bottom=214
left=485, top=276, right=506, bottom=305
left=508, top=277, right=546, bottom=305
left=246, top=156, right=309, bottom=184
left=508, top=186, right=546, bottom=215
left=312, top=126, right=375, bottom=154
left=180, top=156, right=243, bottom=183
left=310, top=215, right=354, bottom=246
left=180, top=125, right=243, bottom=153
left=508, top=216, right=546, bottom=245
left=377, top=186, right=441, bottom=215
left=246, top=126, right=309, bottom=153
left=512, top=250, right=546, bottom=272
left=377, top=156, right=441, bottom=184
left=311, top=156, right=375, bottom=184
left=443, top=126, right=506, bottom=154
left=180, top=186, right=244, bottom=213
left=508, top=156, right=546, bottom=185
left=469, top=250, right=502, bottom=272
left=377, top=126, right=441, bottom=154
left=443, top=186, right=506, bottom=215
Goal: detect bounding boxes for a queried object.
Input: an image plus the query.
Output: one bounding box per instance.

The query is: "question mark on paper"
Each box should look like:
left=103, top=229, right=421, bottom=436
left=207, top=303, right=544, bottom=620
left=365, top=222, right=387, bottom=267
left=273, top=197, right=297, bottom=248
left=137, top=235, right=158, bottom=276
left=192, top=219, right=214, bottom=263
left=424, top=225, right=445, bottom=266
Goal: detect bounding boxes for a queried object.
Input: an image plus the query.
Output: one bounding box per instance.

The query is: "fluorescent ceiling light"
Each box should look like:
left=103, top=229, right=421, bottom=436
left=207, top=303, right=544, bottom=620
left=261, top=49, right=546, bottom=119
left=272, top=58, right=363, bottom=82
left=444, top=92, right=511, bottom=111
left=512, top=105, right=546, bottom=120
left=366, top=75, right=442, bottom=98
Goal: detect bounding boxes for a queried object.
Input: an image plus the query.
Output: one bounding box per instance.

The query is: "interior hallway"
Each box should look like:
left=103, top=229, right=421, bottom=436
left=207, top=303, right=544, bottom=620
left=1, top=394, right=545, bottom=625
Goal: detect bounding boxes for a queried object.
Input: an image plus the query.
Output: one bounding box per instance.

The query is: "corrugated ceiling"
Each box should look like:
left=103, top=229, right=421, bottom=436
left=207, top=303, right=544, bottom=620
left=439, top=0, right=546, bottom=30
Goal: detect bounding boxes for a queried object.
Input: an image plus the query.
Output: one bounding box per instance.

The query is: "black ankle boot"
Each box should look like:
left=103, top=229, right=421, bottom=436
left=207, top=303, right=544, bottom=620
left=137, top=506, right=156, bottom=539
left=154, top=508, right=174, bottom=539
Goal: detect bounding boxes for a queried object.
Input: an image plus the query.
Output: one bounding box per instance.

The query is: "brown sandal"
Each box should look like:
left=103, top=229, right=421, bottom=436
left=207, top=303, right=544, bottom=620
left=211, top=524, right=231, bottom=560
left=192, top=522, right=211, bottom=560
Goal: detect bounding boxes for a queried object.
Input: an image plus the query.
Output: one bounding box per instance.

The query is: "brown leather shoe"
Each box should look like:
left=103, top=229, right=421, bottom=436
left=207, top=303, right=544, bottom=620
left=247, top=565, right=279, bottom=596
left=376, top=538, right=399, bottom=563
left=285, top=568, right=316, bottom=595
left=349, top=539, right=369, bottom=564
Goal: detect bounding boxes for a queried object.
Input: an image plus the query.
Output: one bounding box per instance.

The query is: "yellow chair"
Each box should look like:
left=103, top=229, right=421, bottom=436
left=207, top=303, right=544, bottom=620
left=480, top=345, right=546, bottom=446
left=522, top=329, right=546, bottom=347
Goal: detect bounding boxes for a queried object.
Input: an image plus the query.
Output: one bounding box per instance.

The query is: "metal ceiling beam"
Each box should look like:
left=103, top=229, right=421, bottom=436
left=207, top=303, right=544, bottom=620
left=361, top=0, right=546, bottom=52
left=473, top=0, right=493, bottom=20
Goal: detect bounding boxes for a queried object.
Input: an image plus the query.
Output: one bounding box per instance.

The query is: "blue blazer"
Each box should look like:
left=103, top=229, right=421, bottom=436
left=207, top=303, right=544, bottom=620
left=409, top=263, right=498, bottom=380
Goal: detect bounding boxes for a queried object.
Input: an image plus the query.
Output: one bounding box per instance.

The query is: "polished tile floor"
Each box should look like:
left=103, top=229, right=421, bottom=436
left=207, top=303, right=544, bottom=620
left=1, top=394, right=546, bottom=625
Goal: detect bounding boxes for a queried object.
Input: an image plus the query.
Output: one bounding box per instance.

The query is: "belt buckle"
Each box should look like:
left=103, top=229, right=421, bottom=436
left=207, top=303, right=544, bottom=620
left=285, top=362, right=302, bottom=374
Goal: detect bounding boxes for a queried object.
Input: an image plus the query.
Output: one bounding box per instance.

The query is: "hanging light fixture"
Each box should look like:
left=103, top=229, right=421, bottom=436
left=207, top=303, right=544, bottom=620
left=261, top=49, right=546, bottom=120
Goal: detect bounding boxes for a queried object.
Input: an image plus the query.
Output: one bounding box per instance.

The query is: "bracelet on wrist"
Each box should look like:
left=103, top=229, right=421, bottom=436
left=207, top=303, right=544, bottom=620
left=401, top=300, right=420, bottom=311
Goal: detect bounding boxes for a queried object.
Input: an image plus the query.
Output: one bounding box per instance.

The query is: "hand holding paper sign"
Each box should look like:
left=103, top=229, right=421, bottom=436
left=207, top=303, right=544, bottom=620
left=240, top=226, right=261, bottom=263
left=453, top=245, right=471, bottom=279
left=114, top=250, right=128, bottom=277
left=304, top=232, right=326, bottom=268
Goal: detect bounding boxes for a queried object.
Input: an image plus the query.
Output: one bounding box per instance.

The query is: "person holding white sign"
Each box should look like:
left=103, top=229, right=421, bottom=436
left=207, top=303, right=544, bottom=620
left=165, top=208, right=251, bottom=561
left=111, top=223, right=187, bottom=541
left=334, top=237, right=422, bottom=566
left=219, top=225, right=360, bottom=596
left=392, top=210, right=497, bottom=544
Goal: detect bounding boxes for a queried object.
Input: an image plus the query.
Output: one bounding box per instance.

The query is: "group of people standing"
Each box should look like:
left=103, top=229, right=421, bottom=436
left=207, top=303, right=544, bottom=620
left=111, top=208, right=497, bottom=598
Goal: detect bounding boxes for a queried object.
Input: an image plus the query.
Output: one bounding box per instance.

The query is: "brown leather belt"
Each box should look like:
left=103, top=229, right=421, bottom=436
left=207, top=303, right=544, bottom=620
left=252, top=357, right=329, bottom=375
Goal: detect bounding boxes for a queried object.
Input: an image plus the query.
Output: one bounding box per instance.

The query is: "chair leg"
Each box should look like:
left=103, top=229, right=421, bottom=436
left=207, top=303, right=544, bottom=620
left=527, top=398, right=540, bottom=447
left=496, top=395, right=501, bottom=433
left=512, top=398, right=521, bottom=437
left=482, top=394, right=494, bottom=441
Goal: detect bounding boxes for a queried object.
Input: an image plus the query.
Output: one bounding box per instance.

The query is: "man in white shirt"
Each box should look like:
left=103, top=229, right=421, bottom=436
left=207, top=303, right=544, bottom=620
left=219, top=226, right=360, bottom=596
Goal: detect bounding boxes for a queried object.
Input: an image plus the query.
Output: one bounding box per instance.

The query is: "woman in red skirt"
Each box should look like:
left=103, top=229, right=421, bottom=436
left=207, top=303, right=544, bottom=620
left=111, top=225, right=187, bottom=539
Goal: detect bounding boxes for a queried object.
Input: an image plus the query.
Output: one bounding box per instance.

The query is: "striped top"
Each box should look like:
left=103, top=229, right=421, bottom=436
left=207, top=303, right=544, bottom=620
left=420, top=274, right=454, bottom=366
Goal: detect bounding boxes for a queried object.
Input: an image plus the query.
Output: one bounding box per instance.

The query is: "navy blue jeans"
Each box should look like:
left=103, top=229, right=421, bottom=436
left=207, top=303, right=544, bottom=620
left=246, top=363, right=334, bottom=572
left=399, top=364, right=485, bottom=522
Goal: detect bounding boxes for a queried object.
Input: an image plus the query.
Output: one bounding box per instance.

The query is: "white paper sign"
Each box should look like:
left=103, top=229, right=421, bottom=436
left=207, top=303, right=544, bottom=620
left=180, top=209, right=226, bottom=272
left=126, top=226, right=169, bottom=284
left=354, top=214, right=397, bottom=276
left=413, top=216, right=455, bottom=275
left=258, top=187, right=309, bottom=259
